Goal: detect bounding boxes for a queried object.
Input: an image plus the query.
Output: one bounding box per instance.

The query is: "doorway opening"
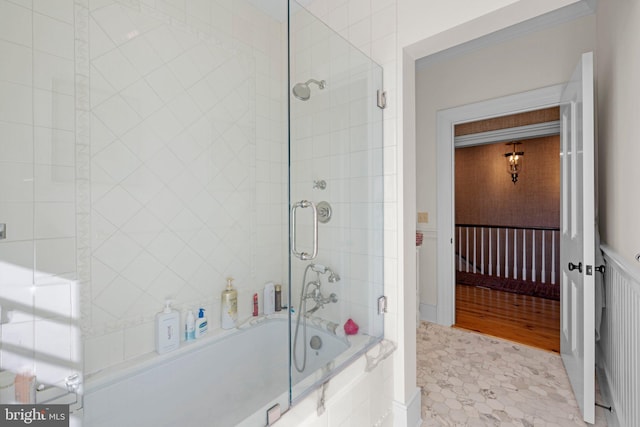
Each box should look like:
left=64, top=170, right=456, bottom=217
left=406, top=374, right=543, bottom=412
left=451, top=108, right=561, bottom=351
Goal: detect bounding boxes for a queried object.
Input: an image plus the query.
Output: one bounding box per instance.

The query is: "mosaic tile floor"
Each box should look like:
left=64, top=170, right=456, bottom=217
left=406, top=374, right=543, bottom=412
left=417, top=322, right=608, bottom=426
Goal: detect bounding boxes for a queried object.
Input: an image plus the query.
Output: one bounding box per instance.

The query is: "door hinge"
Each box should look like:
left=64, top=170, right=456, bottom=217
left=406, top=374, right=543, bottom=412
left=377, top=90, right=386, bottom=109
left=378, top=295, right=387, bottom=314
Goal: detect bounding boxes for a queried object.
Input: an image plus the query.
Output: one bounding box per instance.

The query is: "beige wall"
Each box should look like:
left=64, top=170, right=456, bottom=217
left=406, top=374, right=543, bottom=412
left=416, top=14, right=596, bottom=306
left=596, top=1, right=640, bottom=267
left=455, top=136, right=560, bottom=228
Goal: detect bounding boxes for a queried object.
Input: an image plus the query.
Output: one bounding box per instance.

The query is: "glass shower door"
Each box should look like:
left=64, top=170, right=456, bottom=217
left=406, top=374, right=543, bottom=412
left=0, top=0, right=81, bottom=414
left=288, top=1, right=384, bottom=403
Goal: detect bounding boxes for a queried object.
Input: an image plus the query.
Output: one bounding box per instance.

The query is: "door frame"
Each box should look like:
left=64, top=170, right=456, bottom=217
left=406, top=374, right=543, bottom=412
left=435, top=84, right=565, bottom=326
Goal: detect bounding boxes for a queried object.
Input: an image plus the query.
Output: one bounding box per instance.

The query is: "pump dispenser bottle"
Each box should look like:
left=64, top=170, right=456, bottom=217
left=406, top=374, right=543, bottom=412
left=195, top=308, right=208, bottom=338
left=155, top=300, right=180, bottom=354
left=221, top=277, right=238, bottom=329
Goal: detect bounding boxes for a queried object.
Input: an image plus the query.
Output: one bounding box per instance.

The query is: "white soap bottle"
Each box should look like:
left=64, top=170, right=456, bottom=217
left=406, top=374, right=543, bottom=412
left=195, top=308, right=208, bottom=338
left=185, top=309, right=196, bottom=341
left=155, top=300, right=180, bottom=354
left=264, top=282, right=275, bottom=315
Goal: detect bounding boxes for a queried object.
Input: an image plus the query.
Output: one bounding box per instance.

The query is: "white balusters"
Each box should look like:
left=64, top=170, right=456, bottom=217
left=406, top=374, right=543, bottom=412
left=541, top=229, right=546, bottom=284
left=488, top=228, right=492, bottom=276
left=480, top=227, right=484, bottom=275
left=551, top=232, right=556, bottom=285
left=473, top=227, right=477, bottom=274
left=465, top=226, right=469, bottom=273
left=458, top=227, right=462, bottom=271
left=522, top=229, right=527, bottom=281
left=513, top=229, right=518, bottom=280
left=496, top=228, right=501, bottom=277
left=454, top=225, right=559, bottom=286
left=532, top=230, right=537, bottom=282
left=505, top=228, right=509, bottom=279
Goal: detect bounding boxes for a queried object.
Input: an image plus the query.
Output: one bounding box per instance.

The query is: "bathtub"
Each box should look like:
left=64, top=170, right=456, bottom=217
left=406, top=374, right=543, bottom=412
left=83, top=317, right=350, bottom=427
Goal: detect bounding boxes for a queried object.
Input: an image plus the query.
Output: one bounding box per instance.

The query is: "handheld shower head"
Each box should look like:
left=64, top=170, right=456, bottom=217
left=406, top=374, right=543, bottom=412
left=310, top=263, right=328, bottom=274
left=310, top=263, right=340, bottom=282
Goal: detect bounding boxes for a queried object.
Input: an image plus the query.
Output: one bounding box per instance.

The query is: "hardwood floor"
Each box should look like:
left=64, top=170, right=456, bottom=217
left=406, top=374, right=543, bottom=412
left=454, top=284, right=560, bottom=352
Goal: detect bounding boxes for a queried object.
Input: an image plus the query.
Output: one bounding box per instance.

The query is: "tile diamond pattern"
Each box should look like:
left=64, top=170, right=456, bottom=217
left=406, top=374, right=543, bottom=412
left=90, top=5, right=257, bottom=329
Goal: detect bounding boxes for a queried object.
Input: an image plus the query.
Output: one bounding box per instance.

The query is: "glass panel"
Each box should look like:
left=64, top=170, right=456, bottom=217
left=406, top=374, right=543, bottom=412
left=0, top=0, right=81, bottom=416
left=289, top=1, right=384, bottom=404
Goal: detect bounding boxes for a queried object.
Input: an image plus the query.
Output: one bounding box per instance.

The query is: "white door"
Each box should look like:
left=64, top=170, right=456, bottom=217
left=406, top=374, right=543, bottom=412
left=559, top=51, right=595, bottom=424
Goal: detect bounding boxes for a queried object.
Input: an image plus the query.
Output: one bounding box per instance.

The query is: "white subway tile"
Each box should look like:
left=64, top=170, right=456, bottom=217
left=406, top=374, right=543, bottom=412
left=33, top=0, right=74, bottom=24
left=33, top=13, right=74, bottom=59
left=34, top=237, right=76, bottom=278
left=0, top=1, right=32, bottom=47
left=34, top=50, right=74, bottom=95
left=33, top=89, right=75, bottom=131
left=34, top=127, right=74, bottom=166
left=34, top=202, right=75, bottom=239
left=0, top=162, right=33, bottom=202
left=0, top=39, right=32, bottom=86
left=0, top=202, right=33, bottom=241
left=0, top=81, right=32, bottom=125
left=34, top=164, right=75, bottom=202
left=0, top=121, right=33, bottom=163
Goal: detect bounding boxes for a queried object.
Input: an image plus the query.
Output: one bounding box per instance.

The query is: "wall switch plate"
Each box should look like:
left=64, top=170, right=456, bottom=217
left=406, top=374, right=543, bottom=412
left=417, top=212, right=429, bottom=223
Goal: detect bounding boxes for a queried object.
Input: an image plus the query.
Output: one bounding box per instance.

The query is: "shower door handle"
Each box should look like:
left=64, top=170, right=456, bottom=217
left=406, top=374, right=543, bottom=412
left=291, top=200, right=318, bottom=260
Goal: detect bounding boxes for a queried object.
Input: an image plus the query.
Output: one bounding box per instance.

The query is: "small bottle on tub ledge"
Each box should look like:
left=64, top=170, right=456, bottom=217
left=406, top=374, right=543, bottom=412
left=221, top=277, right=238, bottom=329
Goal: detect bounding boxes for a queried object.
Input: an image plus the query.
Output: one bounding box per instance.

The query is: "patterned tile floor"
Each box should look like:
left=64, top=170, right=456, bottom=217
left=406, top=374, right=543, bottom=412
left=417, top=322, right=608, bottom=426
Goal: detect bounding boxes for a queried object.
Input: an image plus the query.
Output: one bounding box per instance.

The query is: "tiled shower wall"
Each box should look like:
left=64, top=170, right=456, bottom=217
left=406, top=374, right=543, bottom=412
left=84, top=0, right=287, bottom=374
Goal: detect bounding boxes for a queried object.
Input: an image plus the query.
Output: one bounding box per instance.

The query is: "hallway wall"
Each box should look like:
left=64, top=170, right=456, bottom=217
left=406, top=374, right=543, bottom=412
left=596, top=0, right=640, bottom=268
left=415, top=14, right=595, bottom=309
left=455, top=136, right=560, bottom=228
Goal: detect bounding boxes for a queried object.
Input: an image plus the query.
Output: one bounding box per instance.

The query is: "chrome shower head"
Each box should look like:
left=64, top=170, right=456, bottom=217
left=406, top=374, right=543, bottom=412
left=292, top=79, right=326, bottom=101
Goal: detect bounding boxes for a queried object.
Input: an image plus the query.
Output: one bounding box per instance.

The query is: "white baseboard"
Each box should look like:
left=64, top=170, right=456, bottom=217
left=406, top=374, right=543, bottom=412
left=419, top=303, right=437, bottom=323
left=393, top=386, right=422, bottom=427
